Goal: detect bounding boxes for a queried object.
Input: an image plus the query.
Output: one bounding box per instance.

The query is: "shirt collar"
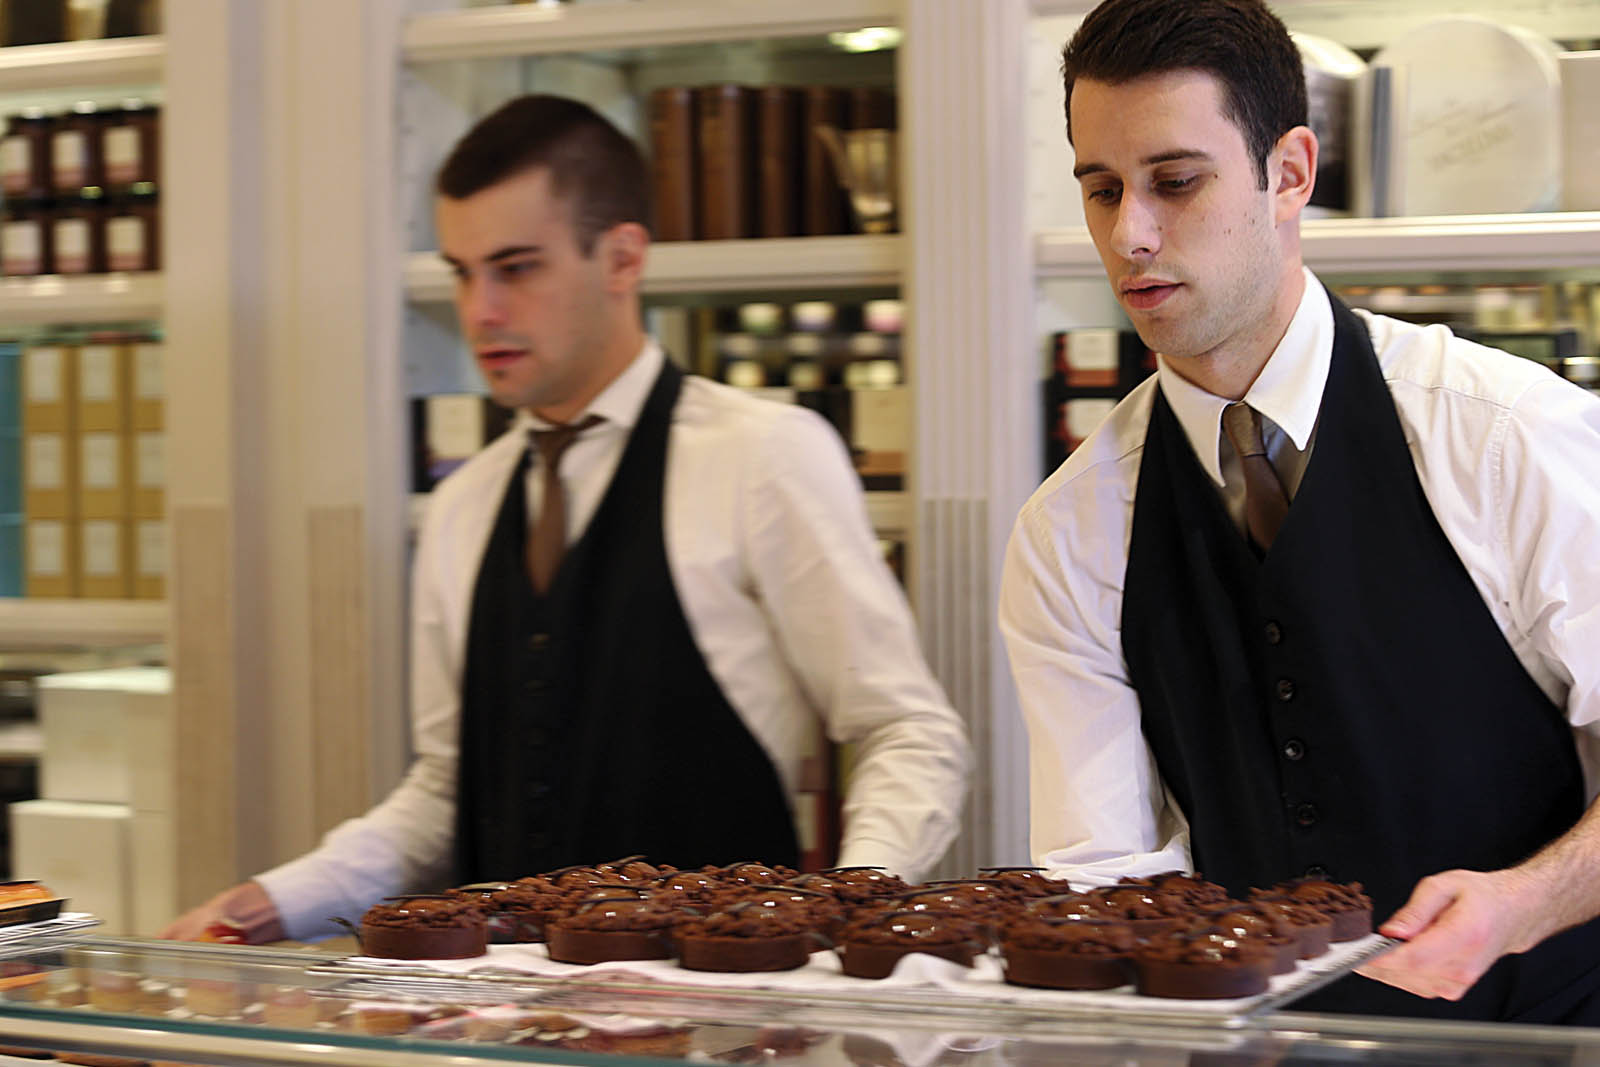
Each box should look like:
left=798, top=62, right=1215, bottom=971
left=516, top=338, right=663, bottom=434
left=1155, top=267, right=1331, bottom=487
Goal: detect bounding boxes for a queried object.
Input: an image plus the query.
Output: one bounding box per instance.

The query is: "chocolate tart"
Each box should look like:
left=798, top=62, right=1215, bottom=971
left=1249, top=895, right=1335, bottom=959
left=1001, top=916, right=1136, bottom=990
left=545, top=891, right=692, bottom=965
left=1134, top=930, right=1275, bottom=999
left=836, top=910, right=985, bottom=980
left=677, top=901, right=819, bottom=973
left=1256, top=879, right=1372, bottom=942
left=359, top=895, right=487, bottom=960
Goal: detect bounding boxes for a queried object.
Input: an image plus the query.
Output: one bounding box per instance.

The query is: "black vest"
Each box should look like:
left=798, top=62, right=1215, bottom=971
left=1121, top=292, right=1600, bottom=1022
left=454, top=361, right=799, bottom=881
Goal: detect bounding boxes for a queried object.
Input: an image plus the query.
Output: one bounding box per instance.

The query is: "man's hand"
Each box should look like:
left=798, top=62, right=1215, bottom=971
left=1356, top=867, right=1547, bottom=1000
left=158, top=881, right=286, bottom=944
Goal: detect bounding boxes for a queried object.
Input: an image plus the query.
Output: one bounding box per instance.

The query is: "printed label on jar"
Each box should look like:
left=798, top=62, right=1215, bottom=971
left=54, top=217, right=89, bottom=273
left=104, top=126, right=140, bottom=183
left=52, top=130, right=85, bottom=188
left=0, top=136, right=28, bottom=189
left=107, top=216, right=146, bottom=271
left=1, top=220, right=42, bottom=275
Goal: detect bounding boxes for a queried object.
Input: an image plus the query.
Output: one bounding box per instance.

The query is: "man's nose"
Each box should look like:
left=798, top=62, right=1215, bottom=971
left=1110, top=193, right=1160, bottom=260
left=460, top=277, right=506, bottom=329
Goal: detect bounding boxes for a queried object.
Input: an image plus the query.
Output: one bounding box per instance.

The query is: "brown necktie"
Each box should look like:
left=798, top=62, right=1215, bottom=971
left=1221, top=401, right=1290, bottom=554
left=526, top=414, right=604, bottom=593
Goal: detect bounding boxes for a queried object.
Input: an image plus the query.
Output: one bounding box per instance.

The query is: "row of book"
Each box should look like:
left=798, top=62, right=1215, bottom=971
left=648, top=83, right=895, bottom=242
left=7, top=339, right=165, bottom=599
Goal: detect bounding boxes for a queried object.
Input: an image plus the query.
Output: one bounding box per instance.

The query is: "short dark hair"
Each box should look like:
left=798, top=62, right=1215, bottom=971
left=435, top=94, right=651, bottom=254
left=1061, top=0, right=1306, bottom=189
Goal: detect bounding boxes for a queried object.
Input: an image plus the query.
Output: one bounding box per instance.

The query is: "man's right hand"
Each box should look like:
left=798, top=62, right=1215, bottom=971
left=158, top=881, right=286, bottom=944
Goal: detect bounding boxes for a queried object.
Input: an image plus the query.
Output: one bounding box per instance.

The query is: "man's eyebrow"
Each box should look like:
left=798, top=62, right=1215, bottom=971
left=1072, top=150, right=1214, bottom=181
left=438, top=245, right=542, bottom=267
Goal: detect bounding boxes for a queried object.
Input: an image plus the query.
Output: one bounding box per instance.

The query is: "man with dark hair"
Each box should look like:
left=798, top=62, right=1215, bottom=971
left=163, top=95, right=970, bottom=943
left=1001, top=0, right=1600, bottom=1023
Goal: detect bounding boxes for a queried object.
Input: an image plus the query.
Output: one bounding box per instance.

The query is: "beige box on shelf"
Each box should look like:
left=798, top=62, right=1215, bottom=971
left=132, top=429, right=163, bottom=518
left=131, top=342, right=164, bottom=432
left=851, top=385, right=910, bottom=455
left=78, top=431, right=132, bottom=520
left=75, top=344, right=130, bottom=434
left=25, top=517, right=78, bottom=599
left=21, top=344, right=75, bottom=434
left=1562, top=52, right=1600, bottom=211
left=79, top=518, right=131, bottom=599
left=9, top=798, right=132, bottom=935
left=133, top=518, right=165, bottom=600
left=36, top=666, right=171, bottom=806
left=24, top=430, right=77, bottom=520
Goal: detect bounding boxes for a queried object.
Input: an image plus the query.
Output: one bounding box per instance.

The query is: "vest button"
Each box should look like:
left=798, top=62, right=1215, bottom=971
left=1264, top=620, right=1283, bottom=645
left=1276, top=678, right=1296, bottom=702
left=1295, top=803, right=1318, bottom=827
left=1305, top=864, right=1328, bottom=879
left=529, top=632, right=551, bottom=649
left=1282, top=738, right=1305, bottom=761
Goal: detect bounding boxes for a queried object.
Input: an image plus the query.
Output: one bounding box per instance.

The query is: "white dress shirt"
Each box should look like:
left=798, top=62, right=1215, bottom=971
left=999, top=269, right=1600, bottom=888
left=260, top=341, right=971, bottom=938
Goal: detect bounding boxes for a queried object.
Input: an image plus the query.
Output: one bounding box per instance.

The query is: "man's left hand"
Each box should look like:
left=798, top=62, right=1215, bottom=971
left=1356, top=867, right=1544, bottom=1001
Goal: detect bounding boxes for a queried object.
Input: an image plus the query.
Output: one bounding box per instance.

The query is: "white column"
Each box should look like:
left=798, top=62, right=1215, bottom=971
left=902, top=0, right=1035, bottom=875
left=163, top=0, right=413, bottom=904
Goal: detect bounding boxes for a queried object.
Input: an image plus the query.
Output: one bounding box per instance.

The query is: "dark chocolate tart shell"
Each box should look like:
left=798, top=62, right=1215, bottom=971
left=677, top=933, right=811, bottom=972
left=545, top=926, right=674, bottom=965
left=1001, top=945, right=1131, bottom=990
left=359, top=923, right=487, bottom=960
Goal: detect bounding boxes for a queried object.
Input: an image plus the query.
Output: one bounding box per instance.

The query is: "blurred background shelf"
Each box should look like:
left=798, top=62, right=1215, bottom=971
left=403, top=1, right=899, bottom=62
left=0, top=599, right=166, bottom=651
left=0, top=36, right=162, bottom=93
left=0, top=273, right=163, bottom=327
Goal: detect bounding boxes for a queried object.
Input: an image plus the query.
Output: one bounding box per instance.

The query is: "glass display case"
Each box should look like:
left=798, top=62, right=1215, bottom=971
left=0, top=935, right=1597, bottom=1065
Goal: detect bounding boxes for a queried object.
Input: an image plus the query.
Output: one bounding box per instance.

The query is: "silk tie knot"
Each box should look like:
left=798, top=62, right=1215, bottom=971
left=526, top=413, right=604, bottom=592
left=1220, top=401, right=1290, bottom=555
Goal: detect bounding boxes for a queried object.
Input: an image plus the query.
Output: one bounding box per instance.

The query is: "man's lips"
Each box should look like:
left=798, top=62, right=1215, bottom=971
left=1120, top=279, right=1180, bottom=311
left=476, top=348, right=527, bottom=367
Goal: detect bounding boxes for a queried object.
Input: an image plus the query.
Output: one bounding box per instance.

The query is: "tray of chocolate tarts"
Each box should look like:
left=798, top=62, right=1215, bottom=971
left=314, top=859, right=1399, bottom=1025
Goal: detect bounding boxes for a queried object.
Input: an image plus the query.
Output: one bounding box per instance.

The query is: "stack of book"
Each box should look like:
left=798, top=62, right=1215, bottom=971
left=648, top=83, right=895, bottom=241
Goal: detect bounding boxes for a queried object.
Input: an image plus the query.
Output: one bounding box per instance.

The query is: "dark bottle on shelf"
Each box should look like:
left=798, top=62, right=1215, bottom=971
left=53, top=186, right=108, bottom=274
left=1, top=109, right=53, bottom=199
left=2, top=0, right=66, bottom=44
left=52, top=101, right=107, bottom=195
left=106, top=181, right=160, bottom=272
left=103, top=98, right=161, bottom=192
left=1, top=197, right=54, bottom=277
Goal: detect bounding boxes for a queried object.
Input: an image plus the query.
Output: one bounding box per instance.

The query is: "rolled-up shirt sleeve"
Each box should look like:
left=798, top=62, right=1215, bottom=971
left=742, top=405, right=971, bottom=881
left=998, top=460, right=1190, bottom=887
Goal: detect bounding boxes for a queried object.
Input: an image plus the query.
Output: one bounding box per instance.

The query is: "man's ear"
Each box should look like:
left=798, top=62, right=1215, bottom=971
left=1272, top=125, right=1318, bottom=224
left=599, top=221, right=649, bottom=293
